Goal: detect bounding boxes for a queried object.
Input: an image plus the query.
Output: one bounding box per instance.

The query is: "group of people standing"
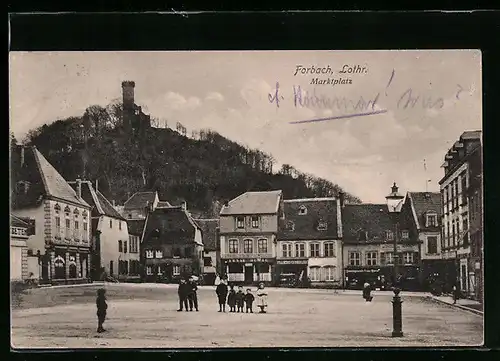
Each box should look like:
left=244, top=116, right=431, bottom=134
left=215, top=279, right=268, bottom=313
left=177, top=276, right=199, bottom=311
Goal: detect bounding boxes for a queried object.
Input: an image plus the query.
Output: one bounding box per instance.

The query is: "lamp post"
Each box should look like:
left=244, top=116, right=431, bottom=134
left=386, top=182, right=405, bottom=338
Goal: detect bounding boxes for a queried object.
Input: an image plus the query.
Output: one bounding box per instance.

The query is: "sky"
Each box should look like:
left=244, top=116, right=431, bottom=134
left=9, top=50, right=482, bottom=203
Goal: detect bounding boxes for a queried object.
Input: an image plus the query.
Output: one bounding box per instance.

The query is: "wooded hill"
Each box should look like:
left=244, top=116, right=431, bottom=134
left=15, top=103, right=361, bottom=218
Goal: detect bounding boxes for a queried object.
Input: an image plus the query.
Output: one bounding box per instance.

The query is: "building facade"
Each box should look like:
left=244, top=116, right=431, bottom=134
left=439, top=130, right=482, bottom=298
left=219, top=190, right=282, bottom=285
left=277, top=197, right=343, bottom=287
left=70, top=181, right=140, bottom=282
left=194, top=218, right=220, bottom=285
left=10, top=215, right=34, bottom=281
left=11, top=146, right=92, bottom=284
left=342, top=190, right=421, bottom=291
left=404, top=192, right=443, bottom=290
left=141, top=205, right=203, bottom=282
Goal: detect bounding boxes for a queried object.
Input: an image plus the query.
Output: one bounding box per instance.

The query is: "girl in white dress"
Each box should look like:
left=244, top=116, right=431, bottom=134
left=256, top=282, right=268, bottom=313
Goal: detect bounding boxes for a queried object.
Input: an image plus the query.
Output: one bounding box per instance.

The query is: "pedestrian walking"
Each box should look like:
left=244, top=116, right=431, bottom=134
left=216, top=278, right=228, bottom=312
left=363, top=282, right=373, bottom=302
left=187, top=276, right=199, bottom=311
left=244, top=288, right=255, bottom=313
left=235, top=285, right=245, bottom=312
left=227, top=284, right=237, bottom=312
left=177, top=279, right=189, bottom=312
left=96, top=288, right=108, bottom=333
left=452, top=284, right=460, bottom=304
left=256, top=282, right=268, bottom=313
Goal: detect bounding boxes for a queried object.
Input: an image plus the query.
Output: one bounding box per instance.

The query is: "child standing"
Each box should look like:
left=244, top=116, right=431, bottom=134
left=227, top=284, right=237, bottom=312
left=96, top=288, right=108, bottom=333
left=244, top=288, right=255, bottom=313
left=256, top=282, right=268, bottom=313
left=235, top=285, right=245, bottom=313
left=177, top=279, right=189, bottom=312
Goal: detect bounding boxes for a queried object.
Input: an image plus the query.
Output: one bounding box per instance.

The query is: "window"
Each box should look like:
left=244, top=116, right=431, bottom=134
left=324, top=266, right=336, bottom=281
left=236, top=217, right=244, bottom=229
left=119, top=221, right=122, bottom=230
left=257, top=264, right=269, bottom=274
left=386, top=230, right=394, bottom=241
left=243, top=239, right=253, bottom=253
left=452, top=222, right=456, bottom=247
left=109, top=219, right=113, bottom=229
left=403, top=252, right=414, bottom=264
left=366, top=251, right=378, bottom=266
left=155, top=250, right=163, bottom=258
left=317, top=221, right=328, bottom=231
left=257, top=239, right=268, bottom=253
left=324, top=242, right=335, bottom=257
left=426, top=213, right=438, bottom=227
left=309, top=267, right=320, bottom=281
left=401, top=230, right=409, bottom=239
left=82, top=221, right=88, bottom=241
left=385, top=252, right=394, bottom=264
left=74, top=221, right=79, bottom=239
left=295, top=243, right=305, bottom=257
left=157, top=265, right=163, bottom=275
left=427, top=236, right=438, bottom=254
left=55, top=216, right=61, bottom=236
left=204, top=256, right=212, bottom=267
left=124, top=241, right=128, bottom=253
left=251, top=216, right=259, bottom=228
left=145, top=250, right=154, bottom=259
left=65, top=218, right=71, bottom=238
left=310, top=243, right=320, bottom=257
left=173, top=247, right=181, bottom=258
left=462, top=219, right=469, bottom=246
left=118, top=241, right=123, bottom=252
left=173, top=265, right=180, bottom=276
left=228, top=239, right=239, bottom=253
left=282, top=243, right=293, bottom=258
left=146, top=266, right=153, bottom=275
left=298, top=206, right=307, bottom=215
left=349, top=252, right=360, bottom=266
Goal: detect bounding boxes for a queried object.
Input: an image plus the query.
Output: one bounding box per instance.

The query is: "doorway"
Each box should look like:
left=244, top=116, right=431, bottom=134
left=244, top=266, right=254, bottom=284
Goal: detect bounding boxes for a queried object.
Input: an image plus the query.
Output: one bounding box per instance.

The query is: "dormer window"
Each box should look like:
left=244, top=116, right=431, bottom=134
left=317, top=220, right=328, bottom=231
left=54, top=203, right=61, bottom=213
left=64, top=205, right=71, bottom=214
left=401, top=230, right=409, bottom=239
left=426, top=212, right=438, bottom=227
left=236, top=216, right=244, bottom=229
left=386, top=230, right=394, bottom=241
left=74, top=208, right=80, bottom=216
left=82, top=210, right=88, bottom=218
left=298, top=206, right=307, bottom=215
left=286, top=220, right=295, bottom=231
left=16, top=181, right=30, bottom=195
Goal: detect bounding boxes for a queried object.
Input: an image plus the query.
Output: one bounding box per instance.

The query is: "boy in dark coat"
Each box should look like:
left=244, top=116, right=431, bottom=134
left=227, top=284, right=237, bottom=312
left=215, top=279, right=228, bottom=312
left=96, top=288, right=108, bottom=333
left=177, top=279, right=189, bottom=311
left=235, top=285, right=245, bottom=312
left=187, top=276, right=199, bottom=311
left=244, top=288, right=255, bottom=313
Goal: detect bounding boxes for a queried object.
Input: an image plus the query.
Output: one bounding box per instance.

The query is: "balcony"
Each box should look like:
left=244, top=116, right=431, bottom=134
left=221, top=252, right=273, bottom=260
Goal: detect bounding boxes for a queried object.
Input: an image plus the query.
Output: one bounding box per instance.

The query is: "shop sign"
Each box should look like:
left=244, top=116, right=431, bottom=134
left=226, top=258, right=271, bottom=263
left=277, top=260, right=308, bottom=265
left=346, top=268, right=380, bottom=273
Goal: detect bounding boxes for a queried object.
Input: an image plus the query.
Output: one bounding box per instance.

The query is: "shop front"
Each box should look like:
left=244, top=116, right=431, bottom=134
left=276, top=259, right=308, bottom=287
left=46, top=246, right=91, bottom=285
left=344, top=266, right=382, bottom=290
left=223, top=256, right=275, bottom=286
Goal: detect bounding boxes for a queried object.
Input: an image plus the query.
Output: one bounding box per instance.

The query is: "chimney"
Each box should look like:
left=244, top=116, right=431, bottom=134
left=112, top=200, right=116, bottom=207
left=338, top=191, right=345, bottom=208
left=76, top=178, right=82, bottom=199
left=181, top=201, right=187, bottom=211
left=122, top=81, right=135, bottom=110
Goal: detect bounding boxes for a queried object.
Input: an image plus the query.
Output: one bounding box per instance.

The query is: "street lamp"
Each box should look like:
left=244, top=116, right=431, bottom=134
left=386, top=182, right=404, bottom=338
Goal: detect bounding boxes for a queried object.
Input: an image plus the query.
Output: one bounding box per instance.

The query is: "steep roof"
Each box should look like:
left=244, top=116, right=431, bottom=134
left=220, top=190, right=282, bottom=216
left=407, top=192, right=442, bottom=229
left=127, top=219, right=146, bottom=236
left=143, top=206, right=201, bottom=245
left=11, top=215, right=30, bottom=228
left=69, top=181, right=125, bottom=220
left=194, top=219, right=219, bottom=251
left=123, top=191, right=157, bottom=210
left=342, top=203, right=408, bottom=244
left=11, top=146, right=90, bottom=209
left=279, top=198, right=339, bottom=240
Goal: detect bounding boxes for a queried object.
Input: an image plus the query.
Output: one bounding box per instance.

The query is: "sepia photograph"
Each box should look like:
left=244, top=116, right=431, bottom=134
left=9, top=50, right=483, bottom=348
